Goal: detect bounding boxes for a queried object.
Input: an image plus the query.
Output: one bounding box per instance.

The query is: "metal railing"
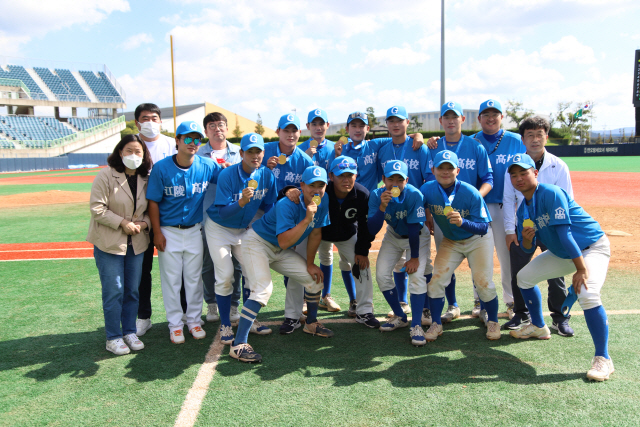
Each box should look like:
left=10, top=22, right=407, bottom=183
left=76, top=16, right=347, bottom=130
left=0, top=90, right=123, bottom=103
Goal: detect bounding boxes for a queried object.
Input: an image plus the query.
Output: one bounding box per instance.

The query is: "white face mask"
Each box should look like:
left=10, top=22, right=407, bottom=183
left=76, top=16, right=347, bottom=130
left=139, top=121, right=160, bottom=138
left=123, top=154, right=143, bottom=170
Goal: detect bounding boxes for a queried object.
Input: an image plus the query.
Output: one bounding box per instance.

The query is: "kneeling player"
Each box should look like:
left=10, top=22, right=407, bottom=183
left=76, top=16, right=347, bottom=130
left=368, top=160, right=432, bottom=346
left=508, top=154, right=613, bottom=381
left=231, top=166, right=331, bottom=363
left=420, top=150, right=501, bottom=342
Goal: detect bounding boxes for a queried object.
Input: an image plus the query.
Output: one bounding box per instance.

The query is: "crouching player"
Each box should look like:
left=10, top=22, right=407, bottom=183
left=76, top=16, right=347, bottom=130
left=147, top=121, right=222, bottom=344
left=231, top=166, right=332, bottom=363
left=508, top=154, right=613, bottom=381
left=368, top=160, right=432, bottom=346
left=420, top=150, right=501, bottom=342
left=205, top=133, right=277, bottom=345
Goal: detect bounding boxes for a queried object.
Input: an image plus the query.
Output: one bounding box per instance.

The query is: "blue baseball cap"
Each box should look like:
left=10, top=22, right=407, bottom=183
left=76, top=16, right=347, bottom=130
left=307, top=108, right=328, bottom=124
left=433, top=150, right=459, bottom=168
left=176, top=121, right=204, bottom=138
left=386, top=106, right=408, bottom=120
left=277, top=114, right=301, bottom=130
left=330, top=156, right=357, bottom=176
left=346, top=111, right=368, bottom=125
left=508, top=153, right=536, bottom=172
left=241, top=133, right=264, bottom=151
left=440, top=101, right=464, bottom=117
left=479, top=99, right=503, bottom=115
left=383, top=160, right=408, bottom=179
left=301, top=166, right=328, bottom=185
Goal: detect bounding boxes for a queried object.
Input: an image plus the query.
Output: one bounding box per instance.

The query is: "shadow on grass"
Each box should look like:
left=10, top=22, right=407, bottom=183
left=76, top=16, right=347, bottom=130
left=216, top=320, right=584, bottom=387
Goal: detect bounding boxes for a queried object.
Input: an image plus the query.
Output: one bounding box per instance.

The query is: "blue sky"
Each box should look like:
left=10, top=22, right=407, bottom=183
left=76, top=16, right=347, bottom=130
left=1, top=0, right=639, bottom=132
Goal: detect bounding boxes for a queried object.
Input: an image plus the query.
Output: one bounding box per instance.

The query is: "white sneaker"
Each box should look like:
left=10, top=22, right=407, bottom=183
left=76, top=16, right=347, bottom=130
left=136, top=318, right=152, bottom=336
left=230, top=306, right=240, bottom=325
left=123, top=333, right=144, bottom=351
left=486, top=321, right=501, bottom=340
left=250, top=320, right=273, bottom=335
left=106, top=338, right=130, bottom=355
left=424, top=322, right=443, bottom=342
left=206, top=303, right=219, bottom=322
left=170, top=328, right=185, bottom=344
left=189, top=325, right=206, bottom=340
left=587, top=356, right=615, bottom=381
left=380, top=315, right=409, bottom=332
left=410, top=325, right=426, bottom=346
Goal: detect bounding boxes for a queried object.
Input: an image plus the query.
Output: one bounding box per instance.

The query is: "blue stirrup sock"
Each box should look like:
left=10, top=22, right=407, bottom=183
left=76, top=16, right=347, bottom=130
left=393, top=271, right=408, bottom=304
left=445, top=273, right=458, bottom=307
left=483, top=296, right=499, bottom=323
left=429, top=296, right=446, bottom=325
left=342, top=270, right=356, bottom=301
left=320, top=264, right=333, bottom=297
left=235, top=299, right=262, bottom=344
left=382, top=289, right=407, bottom=321
left=520, top=286, right=545, bottom=328
left=424, top=274, right=432, bottom=310
left=305, top=290, right=321, bottom=324
left=216, top=294, right=232, bottom=327
left=410, top=293, right=427, bottom=327
left=584, top=305, right=610, bottom=359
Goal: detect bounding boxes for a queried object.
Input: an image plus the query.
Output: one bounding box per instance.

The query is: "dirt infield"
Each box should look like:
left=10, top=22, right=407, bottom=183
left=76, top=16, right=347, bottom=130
left=571, top=172, right=640, bottom=208
left=0, top=190, right=89, bottom=208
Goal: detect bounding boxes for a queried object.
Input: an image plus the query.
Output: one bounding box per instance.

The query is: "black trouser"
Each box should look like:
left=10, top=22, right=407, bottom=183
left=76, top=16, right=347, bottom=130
left=138, top=228, right=188, bottom=319
left=509, top=240, right=568, bottom=324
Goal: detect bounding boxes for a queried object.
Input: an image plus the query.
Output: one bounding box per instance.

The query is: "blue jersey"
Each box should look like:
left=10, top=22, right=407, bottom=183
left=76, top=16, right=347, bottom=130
left=474, top=130, right=525, bottom=204
left=368, top=184, right=425, bottom=236
left=146, top=155, right=222, bottom=227
left=421, top=180, right=491, bottom=241
left=427, top=135, right=492, bottom=189
left=207, top=163, right=277, bottom=229
left=252, top=193, right=330, bottom=247
left=262, top=141, right=314, bottom=191
left=516, top=183, right=604, bottom=260
left=378, top=136, right=430, bottom=188
left=342, top=138, right=392, bottom=192
left=298, top=138, right=335, bottom=172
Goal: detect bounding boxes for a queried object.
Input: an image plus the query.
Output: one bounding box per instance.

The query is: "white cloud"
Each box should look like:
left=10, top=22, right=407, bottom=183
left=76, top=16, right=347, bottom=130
left=540, top=36, right=596, bottom=64
left=119, top=33, right=154, bottom=51
left=355, top=44, right=430, bottom=68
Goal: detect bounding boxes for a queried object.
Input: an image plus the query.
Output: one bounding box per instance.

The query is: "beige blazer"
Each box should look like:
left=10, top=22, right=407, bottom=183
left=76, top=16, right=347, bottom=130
left=87, top=166, right=151, bottom=255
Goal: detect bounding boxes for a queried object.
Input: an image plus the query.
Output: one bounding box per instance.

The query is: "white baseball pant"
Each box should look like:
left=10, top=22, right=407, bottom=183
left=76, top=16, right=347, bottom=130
left=428, top=228, right=497, bottom=303
left=482, top=203, right=513, bottom=303
left=318, top=234, right=374, bottom=315
left=517, top=234, right=610, bottom=310
left=158, top=225, right=204, bottom=330
left=204, top=217, right=247, bottom=297
left=376, top=225, right=432, bottom=295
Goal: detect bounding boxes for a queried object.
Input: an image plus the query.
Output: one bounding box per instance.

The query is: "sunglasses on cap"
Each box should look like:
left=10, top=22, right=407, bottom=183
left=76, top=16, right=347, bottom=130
left=183, top=137, right=202, bottom=146
left=349, top=112, right=366, bottom=120
left=336, top=162, right=357, bottom=170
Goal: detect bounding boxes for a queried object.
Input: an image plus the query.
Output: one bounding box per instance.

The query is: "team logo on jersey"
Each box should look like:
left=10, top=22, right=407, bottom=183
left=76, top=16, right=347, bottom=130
left=487, top=100, right=495, bottom=107
left=313, top=168, right=322, bottom=177
left=314, top=109, right=322, bottom=116
left=417, top=207, right=425, bottom=218
left=554, top=207, right=566, bottom=219
left=345, top=208, right=357, bottom=219
left=447, top=102, right=455, bottom=109
left=190, top=122, right=198, bottom=130
left=393, top=162, right=401, bottom=171
left=287, top=114, right=294, bottom=122
left=481, top=207, right=487, bottom=218
left=513, top=154, right=522, bottom=162
left=442, top=151, right=451, bottom=159
left=391, top=107, right=398, bottom=114
left=250, top=134, right=258, bottom=143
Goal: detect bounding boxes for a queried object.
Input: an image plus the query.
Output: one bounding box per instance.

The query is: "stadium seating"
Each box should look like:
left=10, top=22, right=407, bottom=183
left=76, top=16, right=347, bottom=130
left=68, top=117, right=110, bottom=131
left=0, top=116, right=78, bottom=147
left=79, top=71, right=123, bottom=102
left=0, top=65, right=48, bottom=100
left=0, top=134, right=15, bottom=148
left=55, top=68, right=88, bottom=98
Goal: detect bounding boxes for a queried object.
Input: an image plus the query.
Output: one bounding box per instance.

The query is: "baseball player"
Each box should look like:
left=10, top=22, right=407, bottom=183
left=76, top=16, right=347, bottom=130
left=205, top=133, right=278, bottom=344
left=376, top=106, right=431, bottom=318
left=503, top=116, right=574, bottom=335
left=473, top=99, right=526, bottom=320
left=231, top=166, right=331, bottom=363
left=146, top=121, right=222, bottom=344
left=197, top=112, right=243, bottom=325
left=368, top=160, right=432, bottom=346
left=425, top=102, right=493, bottom=325
left=420, top=150, right=501, bottom=342
left=298, top=108, right=336, bottom=172
left=134, top=103, right=177, bottom=337
left=508, top=153, right=613, bottom=381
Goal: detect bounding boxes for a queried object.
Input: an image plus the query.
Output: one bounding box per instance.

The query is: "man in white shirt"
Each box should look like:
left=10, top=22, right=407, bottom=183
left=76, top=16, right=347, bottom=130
left=503, top=116, right=574, bottom=336
left=134, top=103, right=178, bottom=337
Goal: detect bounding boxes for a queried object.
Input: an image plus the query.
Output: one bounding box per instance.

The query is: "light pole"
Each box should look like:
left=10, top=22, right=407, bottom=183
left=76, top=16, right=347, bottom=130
left=440, top=0, right=445, bottom=107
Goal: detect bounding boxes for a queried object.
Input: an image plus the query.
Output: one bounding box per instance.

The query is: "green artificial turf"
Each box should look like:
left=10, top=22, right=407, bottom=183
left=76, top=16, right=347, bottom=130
left=0, top=183, right=93, bottom=196
left=0, top=168, right=101, bottom=179
left=0, top=203, right=90, bottom=243
left=561, top=156, right=640, bottom=173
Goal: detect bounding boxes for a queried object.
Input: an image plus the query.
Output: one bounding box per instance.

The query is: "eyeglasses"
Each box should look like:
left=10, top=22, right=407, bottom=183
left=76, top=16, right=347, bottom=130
left=335, top=162, right=357, bottom=170
left=183, top=137, right=202, bottom=146
left=349, top=112, right=366, bottom=120
left=206, top=122, right=227, bottom=129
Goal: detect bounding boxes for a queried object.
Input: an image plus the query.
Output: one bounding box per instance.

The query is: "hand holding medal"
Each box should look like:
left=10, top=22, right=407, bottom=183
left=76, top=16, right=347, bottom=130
left=312, top=193, right=322, bottom=206
left=335, top=136, right=348, bottom=157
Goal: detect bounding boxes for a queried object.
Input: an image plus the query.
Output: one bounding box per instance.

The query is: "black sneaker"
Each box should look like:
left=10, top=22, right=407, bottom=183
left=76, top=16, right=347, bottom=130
left=550, top=320, right=575, bottom=337
left=279, top=318, right=301, bottom=335
left=355, top=313, right=380, bottom=329
left=503, top=313, right=531, bottom=330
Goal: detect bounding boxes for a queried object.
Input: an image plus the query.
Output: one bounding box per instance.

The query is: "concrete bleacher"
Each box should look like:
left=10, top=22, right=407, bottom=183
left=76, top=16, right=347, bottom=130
left=79, top=71, right=122, bottom=102
left=68, top=117, right=110, bottom=131
left=0, top=65, right=48, bottom=99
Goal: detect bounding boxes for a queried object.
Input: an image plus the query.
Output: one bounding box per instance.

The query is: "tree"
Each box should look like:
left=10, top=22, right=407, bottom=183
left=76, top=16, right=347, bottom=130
left=505, top=100, right=534, bottom=128
left=595, top=134, right=603, bottom=144
left=407, top=115, right=423, bottom=133
left=120, top=119, right=137, bottom=137
left=254, top=113, right=265, bottom=136
left=606, top=131, right=613, bottom=144
left=554, top=101, right=590, bottom=145
left=366, top=107, right=379, bottom=128
left=337, top=127, right=348, bottom=136
left=630, top=131, right=636, bottom=143
left=620, top=129, right=626, bottom=143
left=232, top=114, right=243, bottom=138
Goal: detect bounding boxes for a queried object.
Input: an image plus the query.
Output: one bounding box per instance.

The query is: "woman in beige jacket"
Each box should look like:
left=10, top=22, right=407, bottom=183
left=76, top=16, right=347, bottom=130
left=88, top=134, right=153, bottom=355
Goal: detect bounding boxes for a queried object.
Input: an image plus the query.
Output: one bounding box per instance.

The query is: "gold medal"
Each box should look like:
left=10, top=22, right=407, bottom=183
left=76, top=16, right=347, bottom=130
left=247, top=179, right=258, bottom=189
left=338, top=136, right=348, bottom=144
left=443, top=206, right=453, bottom=215
left=523, top=219, right=535, bottom=228
left=390, top=187, right=401, bottom=198
left=310, top=140, right=318, bottom=148
left=278, top=154, right=287, bottom=165
left=312, top=195, right=322, bottom=205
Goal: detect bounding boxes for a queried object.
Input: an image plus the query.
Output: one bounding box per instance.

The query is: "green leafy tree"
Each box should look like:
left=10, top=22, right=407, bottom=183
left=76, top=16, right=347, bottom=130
left=254, top=114, right=265, bottom=136
left=595, top=133, right=603, bottom=144
left=505, top=100, right=534, bottom=128
left=620, top=129, right=626, bottom=143
left=120, top=119, right=137, bottom=137
left=232, top=115, right=243, bottom=138
left=366, top=107, right=379, bottom=128
left=407, top=115, right=423, bottom=133
left=554, top=101, right=590, bottom=145
left=606, top=131, right=613, bottom=144
left=337, top=127, right=348, bottom=136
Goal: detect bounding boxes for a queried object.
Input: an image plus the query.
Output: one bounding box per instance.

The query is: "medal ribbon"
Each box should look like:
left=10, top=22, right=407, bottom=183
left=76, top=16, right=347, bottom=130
left=442, top=136, right=464, bottom=158
left=392, top=138, right=408, bottom=163
left=522, top=185, right=538, bottom=223
left=437, top=179, right=460, bottom=208
left=276, top=143, right=291, bottom=189
left=237, top=164, right=256, bottom=188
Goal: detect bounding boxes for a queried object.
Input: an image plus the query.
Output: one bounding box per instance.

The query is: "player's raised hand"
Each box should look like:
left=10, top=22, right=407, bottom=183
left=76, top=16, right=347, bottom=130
left=410, top=133, right=424, bottom=150
left=521, top=226, right=535, bottom=242
left=307, top=264, right=324, bottom=284
left=266, top=156, right=278, bottom=170
left=154, top=231, right=167, bottom=252
left=334, top=140, right=343, bottom=157
left=305, top=146, right=317, bottom=157
left=379, top=190, right=393, bottom=211
left=305, top=200, right=318, bottom=221
left=239, top=187, right=254, bottom=206
left=285, top=188, right=301, bottom=204
left=403, top=257, right=420, bottom=274
left=426, top=136, right=439, bottom=149
left=447, top=210, right=463, bottom=227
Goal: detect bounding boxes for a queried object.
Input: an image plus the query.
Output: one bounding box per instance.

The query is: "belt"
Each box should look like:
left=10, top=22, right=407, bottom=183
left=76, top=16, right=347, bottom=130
left=399, top=231, right=421, bottom=239
left=170, top=224, right=196, bottom=229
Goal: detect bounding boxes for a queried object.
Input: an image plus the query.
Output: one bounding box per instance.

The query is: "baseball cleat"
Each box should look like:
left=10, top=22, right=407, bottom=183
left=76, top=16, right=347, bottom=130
left=479, top=309, right=488, bottom=327
left=421, top=308, right=432, bottom=326
left=206, top=303, right=219, bottom=322
left=123, top=333, right=144, bottom=351
left=319, top=294, right=341, bottom=312
left=506, top=302, right=515, bottom=320
left=229, top=341, right=262, bottom=363
left=355, top=313, right=380, bottom=328
left=380, top=315, right=409, bottom=332
left=410, top=325, right=427, bottom=346
left=189, top=325, right=206, bottom=340
left=471, top=300, right=481, bottom=318
left=230, top=306, right=241, bottom=325
left=220, top=325, right=234, bottom=345
left=386, top=302, right=411, bottom=318
left=424, top=322, right=443, bottom=342
left=509, top=323, right=551, bottom=340
left=586, top=356, right=614, bottom=381
left=106, top=338, right=130, bottom=356
left=303, top=321, right=334, bottom=337
left=486, top=321, right=501, bottom=340
left=550, top=320, right=575, bottom=337
left=170, top=329, right=185, bottom=344
left=250, top=320, right=272, bottom=335
left=441, top=305, right=460, bottom=323
left=347, top=300, right=357, bottom=318
left=279, top=318, right=301, bottom=335
left=136, top=318, right=152, bottom=336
